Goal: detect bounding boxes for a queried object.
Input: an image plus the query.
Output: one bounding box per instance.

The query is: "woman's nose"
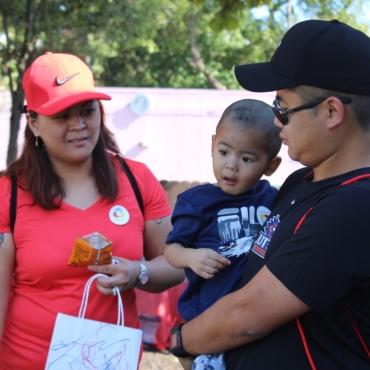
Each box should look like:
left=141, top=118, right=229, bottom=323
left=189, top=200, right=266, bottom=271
left=69, top=115, right=86, bottom=130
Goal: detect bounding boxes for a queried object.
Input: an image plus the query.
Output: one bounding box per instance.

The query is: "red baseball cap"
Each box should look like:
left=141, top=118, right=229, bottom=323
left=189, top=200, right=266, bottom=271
left=22, top=52, right=111, bottom=115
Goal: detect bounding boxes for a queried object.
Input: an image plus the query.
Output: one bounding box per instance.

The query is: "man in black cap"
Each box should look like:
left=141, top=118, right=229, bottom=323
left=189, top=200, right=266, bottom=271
left=169, top=19, right=370, bottom=369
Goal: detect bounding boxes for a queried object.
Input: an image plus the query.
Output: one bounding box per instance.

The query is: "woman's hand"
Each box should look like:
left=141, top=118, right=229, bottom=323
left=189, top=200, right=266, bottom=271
left=88, top=215, right=185, bottom=295
left=87, top=257, right=140, bottom=295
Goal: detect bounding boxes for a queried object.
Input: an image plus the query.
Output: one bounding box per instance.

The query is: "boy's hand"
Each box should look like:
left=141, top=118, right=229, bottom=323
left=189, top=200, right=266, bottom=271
left=187, top=248, right=230, bottom=279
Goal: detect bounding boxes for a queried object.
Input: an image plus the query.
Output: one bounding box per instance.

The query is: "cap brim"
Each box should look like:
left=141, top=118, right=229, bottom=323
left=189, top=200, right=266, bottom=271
left=235, top=62, right=299, bottom=92
left=33, top=91, right=112, bottom=116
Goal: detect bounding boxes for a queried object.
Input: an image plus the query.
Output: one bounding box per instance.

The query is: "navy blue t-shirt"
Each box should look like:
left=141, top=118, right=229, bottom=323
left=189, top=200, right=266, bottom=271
left=166, top=181, right=278, bottom=321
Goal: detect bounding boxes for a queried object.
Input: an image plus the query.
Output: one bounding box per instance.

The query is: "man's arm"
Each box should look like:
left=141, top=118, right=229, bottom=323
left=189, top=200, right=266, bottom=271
left=181, top=265, right=311, bottom=355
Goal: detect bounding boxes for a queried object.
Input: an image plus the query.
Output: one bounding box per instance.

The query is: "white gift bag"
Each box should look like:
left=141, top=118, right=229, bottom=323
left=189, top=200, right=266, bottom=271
left=45, top=273, right=143, bottom=369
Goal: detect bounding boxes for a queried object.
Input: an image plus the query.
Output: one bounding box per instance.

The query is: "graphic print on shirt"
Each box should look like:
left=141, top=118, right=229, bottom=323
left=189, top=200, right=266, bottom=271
left=252, top=215, right=280, bottom=258
left=218, top=206, right=272, bottom=258
left=109, top=205, right=130, bottom=225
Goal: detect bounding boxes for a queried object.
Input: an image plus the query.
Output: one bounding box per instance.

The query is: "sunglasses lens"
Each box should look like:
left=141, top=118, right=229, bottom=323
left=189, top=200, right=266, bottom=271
left=272, top=108, right=288, bottom=125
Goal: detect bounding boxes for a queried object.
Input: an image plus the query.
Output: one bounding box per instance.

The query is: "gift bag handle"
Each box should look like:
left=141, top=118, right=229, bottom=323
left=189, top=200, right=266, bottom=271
left=78, top=273, right=124, bottom=327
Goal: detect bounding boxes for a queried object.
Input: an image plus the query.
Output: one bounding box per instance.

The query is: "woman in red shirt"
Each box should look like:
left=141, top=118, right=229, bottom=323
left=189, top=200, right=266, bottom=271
left=0, top=52, right=184, bottom=369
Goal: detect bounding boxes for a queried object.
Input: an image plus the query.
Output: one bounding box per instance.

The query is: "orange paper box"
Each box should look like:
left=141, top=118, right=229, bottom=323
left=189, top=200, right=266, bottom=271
left=68, top=232, right=113, bottom=267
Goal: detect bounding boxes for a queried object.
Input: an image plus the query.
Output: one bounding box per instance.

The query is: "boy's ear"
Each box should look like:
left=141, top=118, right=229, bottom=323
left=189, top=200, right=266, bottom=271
left=264, top=156, right=282, bottom=176
left=211, top=134, right=216, bottom=156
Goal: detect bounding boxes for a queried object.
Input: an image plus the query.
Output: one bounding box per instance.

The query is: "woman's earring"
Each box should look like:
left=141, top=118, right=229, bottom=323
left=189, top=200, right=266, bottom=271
left=35, top=136, right=39, bottom=147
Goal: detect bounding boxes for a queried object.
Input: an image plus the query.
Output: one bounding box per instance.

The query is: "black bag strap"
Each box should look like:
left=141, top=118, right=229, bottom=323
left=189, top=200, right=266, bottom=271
left=8, top=156, right=144, bottom=233
left=10, top=174, right=17, bottom=233
left=115, top=155, right=144, bottom=215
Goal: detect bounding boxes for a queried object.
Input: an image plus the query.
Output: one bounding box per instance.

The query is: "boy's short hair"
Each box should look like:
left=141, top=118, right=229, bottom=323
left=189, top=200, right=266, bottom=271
left=217, top=99, right=282, bottom=159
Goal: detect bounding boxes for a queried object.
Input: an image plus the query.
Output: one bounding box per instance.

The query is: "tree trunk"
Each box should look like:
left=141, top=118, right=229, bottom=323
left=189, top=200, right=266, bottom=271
left=287, top=0, right=291, bottom=29
left=1, top=0, right=48, bottom=166
left=189, top=13, right=227, bottom=90
left=7, top=89, right=25, bottom=165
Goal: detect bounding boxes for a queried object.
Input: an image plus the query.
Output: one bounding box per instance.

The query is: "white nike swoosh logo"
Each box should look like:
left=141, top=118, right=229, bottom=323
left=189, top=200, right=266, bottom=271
left=55, top=72, right=80, bottom=86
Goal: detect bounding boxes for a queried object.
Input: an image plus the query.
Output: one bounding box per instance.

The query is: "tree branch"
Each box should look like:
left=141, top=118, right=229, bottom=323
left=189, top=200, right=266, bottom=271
left=189, top=13, right=226, bottom=90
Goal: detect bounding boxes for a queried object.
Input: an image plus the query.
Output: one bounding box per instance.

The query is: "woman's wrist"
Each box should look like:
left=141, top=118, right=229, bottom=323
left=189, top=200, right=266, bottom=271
left=134, top=261, right=149, bottom=288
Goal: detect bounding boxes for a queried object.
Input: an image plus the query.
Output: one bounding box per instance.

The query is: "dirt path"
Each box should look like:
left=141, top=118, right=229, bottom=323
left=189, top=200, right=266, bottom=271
left=140, top=348, right=183, bottom=370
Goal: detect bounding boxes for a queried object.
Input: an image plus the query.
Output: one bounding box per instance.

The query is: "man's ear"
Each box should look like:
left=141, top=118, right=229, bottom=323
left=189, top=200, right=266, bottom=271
left=325, top=97, right=345, bottom=129
left=264, top=156, right=282, bottom=176
left=26, top=113, right=40, bottom=136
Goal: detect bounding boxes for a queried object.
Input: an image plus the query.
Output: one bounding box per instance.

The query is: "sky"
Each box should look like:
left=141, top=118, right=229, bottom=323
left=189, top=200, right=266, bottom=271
left=251, top=1, right=370, bottom=33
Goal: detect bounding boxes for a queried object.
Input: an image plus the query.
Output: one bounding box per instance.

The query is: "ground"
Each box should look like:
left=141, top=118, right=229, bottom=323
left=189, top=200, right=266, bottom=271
left=140, top=347, right=183, bottom=370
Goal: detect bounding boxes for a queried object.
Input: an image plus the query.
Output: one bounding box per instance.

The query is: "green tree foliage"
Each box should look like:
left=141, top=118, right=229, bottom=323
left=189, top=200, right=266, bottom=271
left=89, top=0, right=284, bottom=89
left=192, top=0, right=369, bottom=32
left=87, top=0, right=369, bottom=89
left=191, top=0, right=272, bottom=32
left=0, top=0, right=114, bottom=164
left=0, top=0, right=369, bottom=165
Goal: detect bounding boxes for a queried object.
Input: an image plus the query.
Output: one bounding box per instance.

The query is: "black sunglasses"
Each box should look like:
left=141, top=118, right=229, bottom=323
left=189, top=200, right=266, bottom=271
left=272, top=97, right=352, bottom=125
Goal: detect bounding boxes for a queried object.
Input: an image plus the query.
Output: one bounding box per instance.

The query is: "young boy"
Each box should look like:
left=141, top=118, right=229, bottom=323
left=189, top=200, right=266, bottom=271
left=165, top=99, right=282, bottom=370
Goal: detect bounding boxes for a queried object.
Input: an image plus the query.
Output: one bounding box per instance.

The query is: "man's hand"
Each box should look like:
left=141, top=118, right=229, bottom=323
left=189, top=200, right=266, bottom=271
left=187, top=248, right=230, bottom=279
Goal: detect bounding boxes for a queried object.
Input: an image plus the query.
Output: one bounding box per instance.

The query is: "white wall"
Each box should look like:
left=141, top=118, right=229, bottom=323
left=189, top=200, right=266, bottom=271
left=0, top=88, right=303, bottom=186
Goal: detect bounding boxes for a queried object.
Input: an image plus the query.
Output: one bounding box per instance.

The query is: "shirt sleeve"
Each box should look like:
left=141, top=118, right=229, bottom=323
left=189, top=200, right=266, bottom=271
left=0, top=176, right=11, bottom=233
left=166, top=193, right=204, bottom=248
left=267, top=184, right=370, bottom=315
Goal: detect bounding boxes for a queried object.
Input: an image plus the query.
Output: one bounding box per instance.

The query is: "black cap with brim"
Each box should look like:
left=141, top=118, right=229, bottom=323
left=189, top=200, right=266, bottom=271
left=234, top=19, right=370, bottom=95
left=235, top=62, right=298, bottom=93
